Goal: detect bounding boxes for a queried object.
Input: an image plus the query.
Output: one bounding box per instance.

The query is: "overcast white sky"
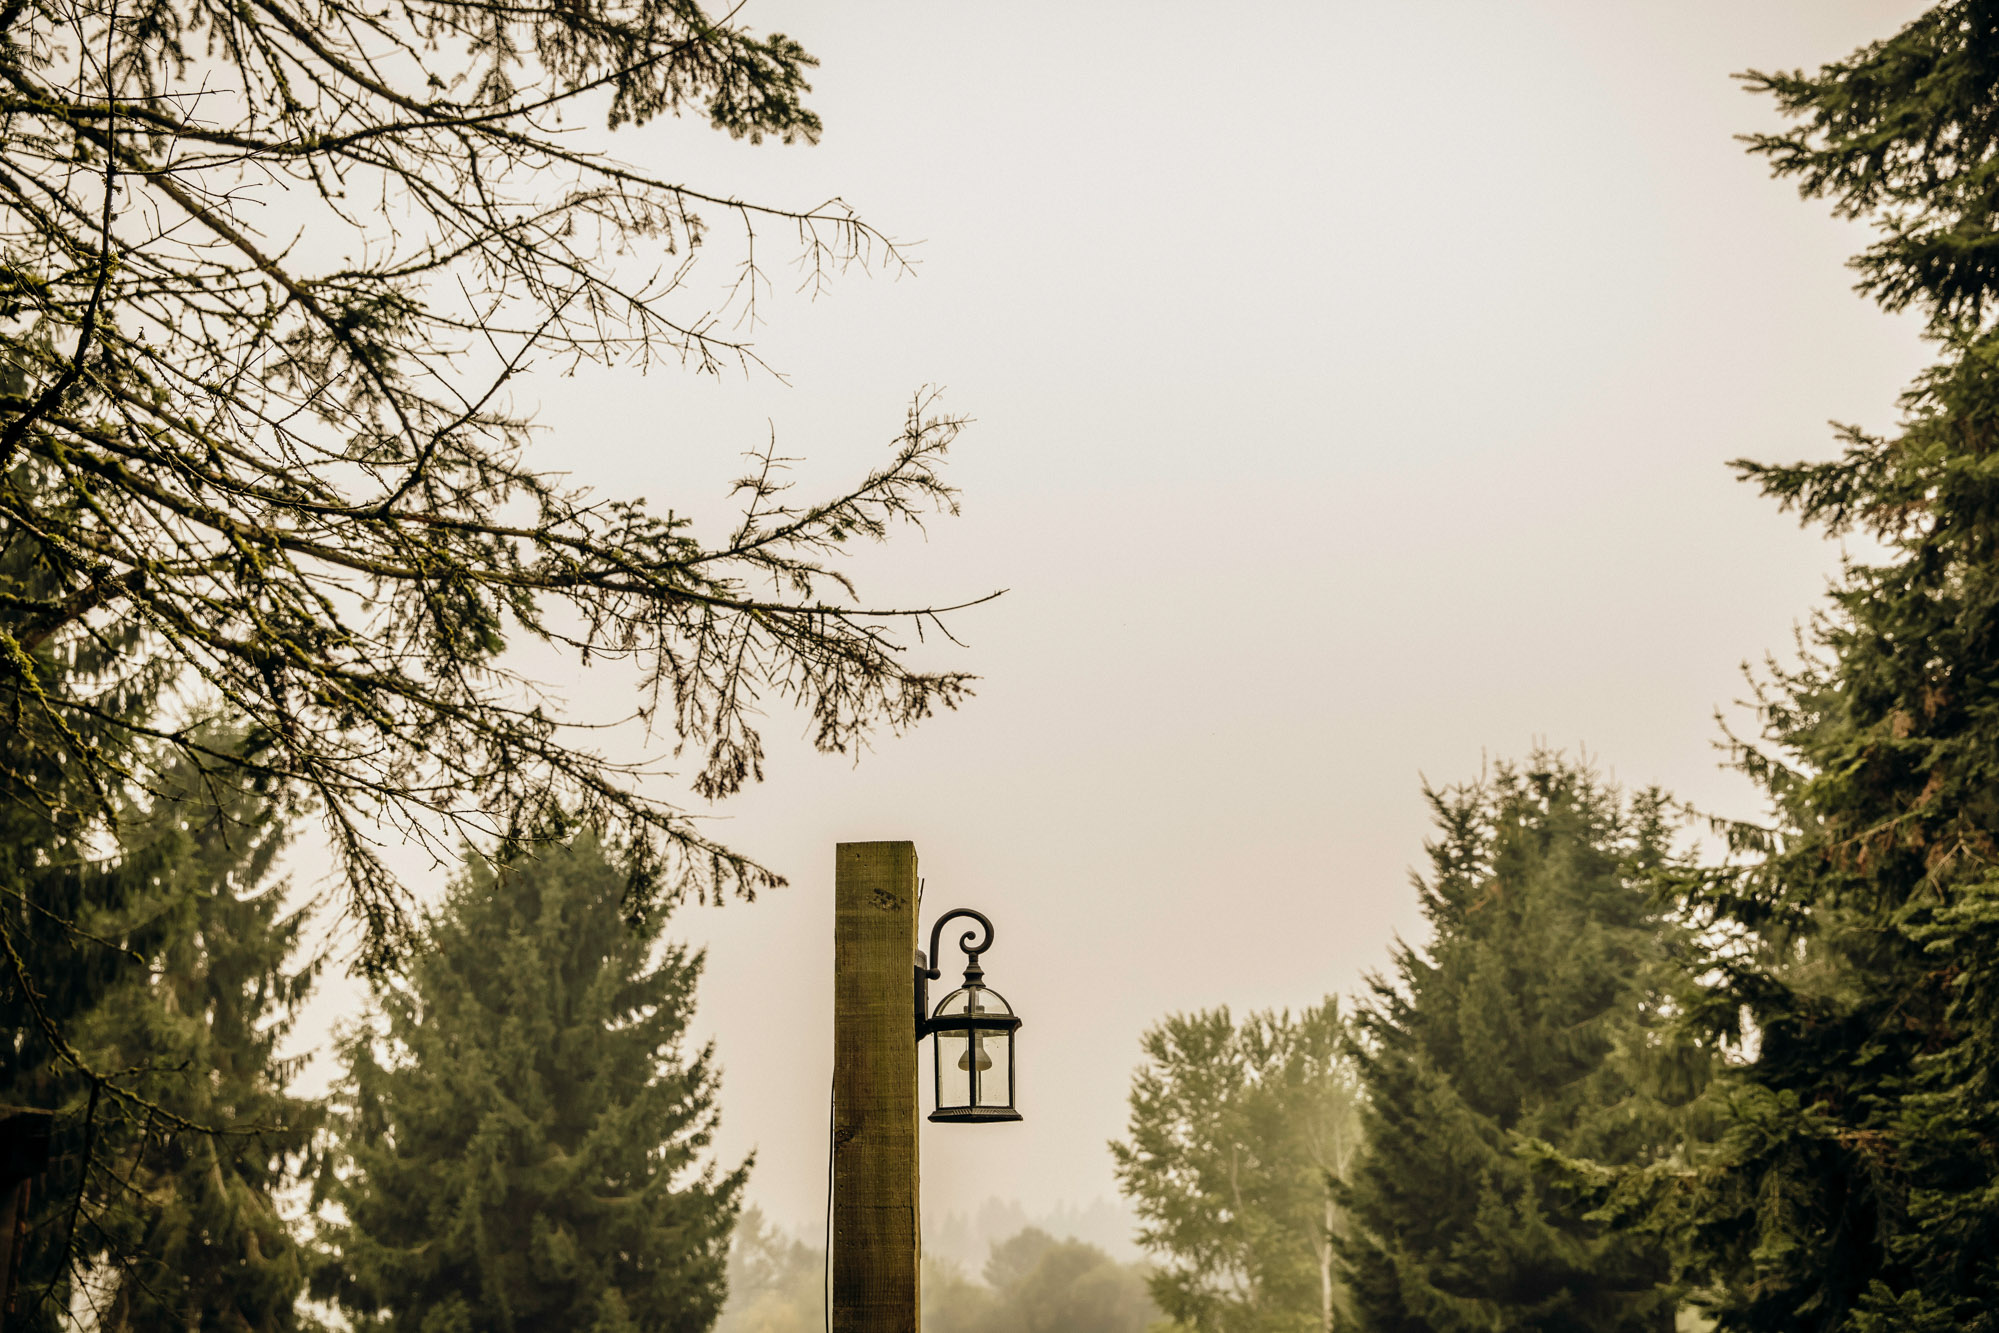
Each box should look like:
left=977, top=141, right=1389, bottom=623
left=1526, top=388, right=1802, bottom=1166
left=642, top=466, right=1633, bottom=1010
left=296, top=0, right=1936, bottom=1241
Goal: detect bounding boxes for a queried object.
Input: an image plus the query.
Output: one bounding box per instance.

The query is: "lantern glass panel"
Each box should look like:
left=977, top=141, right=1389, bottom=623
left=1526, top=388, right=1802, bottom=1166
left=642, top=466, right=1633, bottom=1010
left=935, top=1028, right=973, bottom=1108
left=977, top=1027, right=1012, bottom=1109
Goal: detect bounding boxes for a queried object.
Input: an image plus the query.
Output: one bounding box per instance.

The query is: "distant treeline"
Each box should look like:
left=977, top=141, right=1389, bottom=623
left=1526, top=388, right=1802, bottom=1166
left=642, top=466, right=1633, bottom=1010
left=718, top=1209, right=1158, bottom=1333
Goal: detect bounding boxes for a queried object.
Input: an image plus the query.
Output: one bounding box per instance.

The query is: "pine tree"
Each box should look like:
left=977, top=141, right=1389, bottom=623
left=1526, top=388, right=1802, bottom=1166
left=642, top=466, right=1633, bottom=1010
left=1339, top=758, right=1693, bottom=1333
left=2, top=732, right=319, bottom=1330
left=1657, top=5, right=1999, bottom=1326
left=322, top=831, right=744, bottom=1332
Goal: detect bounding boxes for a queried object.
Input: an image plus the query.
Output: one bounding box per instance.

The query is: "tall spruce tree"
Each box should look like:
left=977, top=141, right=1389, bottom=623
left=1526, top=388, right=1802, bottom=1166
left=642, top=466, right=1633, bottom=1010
left=1653, top=5, right=1999, bottom=1327
left=321, top=831, right=743, bottom=1333
left=76, top=751, right=322, bottom=1331
left=1340, top=758, right=1694, bottom=1333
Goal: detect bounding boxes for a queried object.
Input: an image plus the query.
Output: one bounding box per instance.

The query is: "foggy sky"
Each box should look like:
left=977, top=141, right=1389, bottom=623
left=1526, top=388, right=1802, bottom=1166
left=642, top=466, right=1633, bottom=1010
left=296, top=1, right=1935, bottom=1241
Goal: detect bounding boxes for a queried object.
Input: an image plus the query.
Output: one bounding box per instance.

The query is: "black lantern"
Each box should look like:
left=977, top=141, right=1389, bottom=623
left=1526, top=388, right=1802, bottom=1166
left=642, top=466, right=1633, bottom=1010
left=916, top=908, right=1022, bottom=1124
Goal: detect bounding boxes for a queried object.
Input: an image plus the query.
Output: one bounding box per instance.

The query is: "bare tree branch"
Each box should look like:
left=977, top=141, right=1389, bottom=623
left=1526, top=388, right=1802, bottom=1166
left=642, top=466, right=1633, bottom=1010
left=0, top=0, right=988, bottom=972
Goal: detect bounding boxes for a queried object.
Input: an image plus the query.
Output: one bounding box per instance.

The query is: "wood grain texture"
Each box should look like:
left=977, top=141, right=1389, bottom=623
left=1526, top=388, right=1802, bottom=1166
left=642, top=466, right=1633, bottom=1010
left=832, top=841, right=920, bottom=1333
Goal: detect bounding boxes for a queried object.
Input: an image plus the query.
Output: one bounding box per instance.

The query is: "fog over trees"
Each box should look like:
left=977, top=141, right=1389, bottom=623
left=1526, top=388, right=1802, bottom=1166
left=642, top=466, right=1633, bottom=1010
left=9, top=1, right=1999, bottom=1331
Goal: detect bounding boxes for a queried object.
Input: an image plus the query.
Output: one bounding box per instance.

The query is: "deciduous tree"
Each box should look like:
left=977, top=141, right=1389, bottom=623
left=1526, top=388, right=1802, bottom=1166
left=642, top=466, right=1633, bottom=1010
left=714, top=1206, right=823, bottom=1333
left=1112, top=1000, right=1362, bottom=1333
left=924, top=1229, right=1157, bottom=1333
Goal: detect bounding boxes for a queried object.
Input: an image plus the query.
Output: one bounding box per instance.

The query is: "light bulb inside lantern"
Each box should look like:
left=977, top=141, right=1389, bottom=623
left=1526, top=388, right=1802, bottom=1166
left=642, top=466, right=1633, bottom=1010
left=958, top=1036, right=994, bottom=1073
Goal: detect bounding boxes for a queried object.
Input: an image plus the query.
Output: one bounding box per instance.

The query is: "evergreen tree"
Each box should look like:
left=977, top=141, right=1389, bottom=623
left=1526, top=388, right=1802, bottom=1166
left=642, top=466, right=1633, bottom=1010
left=2, top=739, right=319, bottom=1332
left=1112, top=1000, right=1362, bottom=1333
left=1652, top=5, right=1999, bottom=1326
left=3, top=472, right=315, bottom=1330
left=1340, top=758, right=1693, bottom=1333
left=322, top=831, right=744, bottom=1333
left=1, top=468, right=163, bottom=1328
left=77, top=754, right=322, bottom=1331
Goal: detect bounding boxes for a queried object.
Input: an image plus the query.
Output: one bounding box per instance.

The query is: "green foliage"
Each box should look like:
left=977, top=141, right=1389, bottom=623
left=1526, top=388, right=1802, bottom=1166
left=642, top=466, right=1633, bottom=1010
left=923, top=1258, right=1001, bottom=1333
left=3, top=484, right=318, bottom=1331
left=320, top=831, right=743, bottom=1332
left=1112, top=1000, right=1361, bottom=1333
left=987, top=1229, right=1157, bottom=1333
left=1659, top=6, right=1999, bottom=1326
left=75, top=756, right=324, bottom=1331
left=1, top=470, right=165, bottom=1330
left=1741, top=2, right=1999, bottom=333
left=3, top=752, right=319, bottom=1333
left=1340, top=758, right=1697, bottom=1333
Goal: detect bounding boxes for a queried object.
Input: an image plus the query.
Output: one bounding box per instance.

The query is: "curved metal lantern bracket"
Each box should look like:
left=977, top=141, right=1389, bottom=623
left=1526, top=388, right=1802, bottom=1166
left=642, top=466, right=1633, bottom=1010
left=915, top=907, right=997, bottom=1039
left=925, top=908, right=994, bottom=982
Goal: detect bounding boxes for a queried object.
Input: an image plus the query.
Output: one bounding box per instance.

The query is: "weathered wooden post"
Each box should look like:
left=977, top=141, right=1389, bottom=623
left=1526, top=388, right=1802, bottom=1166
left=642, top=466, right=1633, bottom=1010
left=831, top=841, right=921, bottom=1333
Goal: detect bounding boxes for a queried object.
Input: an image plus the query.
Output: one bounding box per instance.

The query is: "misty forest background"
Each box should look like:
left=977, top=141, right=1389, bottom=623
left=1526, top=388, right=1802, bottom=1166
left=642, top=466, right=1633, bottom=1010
left=6, top=1, right=1999, bottom=1331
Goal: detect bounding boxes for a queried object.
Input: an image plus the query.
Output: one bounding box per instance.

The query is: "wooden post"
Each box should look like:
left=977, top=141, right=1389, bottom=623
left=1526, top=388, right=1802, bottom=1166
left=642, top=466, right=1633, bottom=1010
left=832, top=841, right=921, bottom=1333
left=0, top=1107, right=53, bottom=1322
